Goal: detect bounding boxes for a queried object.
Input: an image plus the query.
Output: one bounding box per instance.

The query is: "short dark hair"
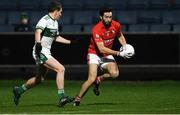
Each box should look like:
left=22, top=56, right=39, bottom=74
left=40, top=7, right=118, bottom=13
left=48, top=0, right=62, bottom=13
left=99, top=8, right=112, bottom=17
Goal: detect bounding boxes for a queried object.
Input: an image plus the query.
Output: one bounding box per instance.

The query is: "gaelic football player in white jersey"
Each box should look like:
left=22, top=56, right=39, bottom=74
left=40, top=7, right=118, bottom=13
left=13, top=1, right=74, bottom=107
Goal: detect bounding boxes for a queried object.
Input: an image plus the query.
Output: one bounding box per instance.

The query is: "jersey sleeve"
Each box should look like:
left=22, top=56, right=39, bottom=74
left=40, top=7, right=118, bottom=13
left=92, top=27, right=103, bottom=43
left=115, top=22, right=121, bottom=37
left=35, top=17, right=47, bottom=31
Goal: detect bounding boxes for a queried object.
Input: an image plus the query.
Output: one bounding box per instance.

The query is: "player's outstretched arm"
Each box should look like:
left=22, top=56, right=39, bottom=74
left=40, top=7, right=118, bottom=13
left=55, top=36, right=71, bottom=44
left=118, top=32, right=127, bottom=46
left=35, top=29, right=42, bottom=43
left=96, top=42, right=119, bottom=56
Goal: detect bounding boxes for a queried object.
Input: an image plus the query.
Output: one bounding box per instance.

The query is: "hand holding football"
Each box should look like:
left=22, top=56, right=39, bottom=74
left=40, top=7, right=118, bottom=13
left=119, top=44, right=135, bottom=58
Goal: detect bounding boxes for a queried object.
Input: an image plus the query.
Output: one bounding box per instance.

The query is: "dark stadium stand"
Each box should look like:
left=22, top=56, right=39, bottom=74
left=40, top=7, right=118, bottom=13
left=0, top=0, right=17, bottom=10
left=137, top=10, right=161, bottom=24
left=105, top=0, right=127, bottom=10
left=149, top=24, right=171, bottom=32
left=83, top=0, right=105, bottom=10
left=1, top=0, right=180, bottom=81
left=0, top=0, right=180, bottom=32
left=19, top=0, right=40, bottom=10
left=162, top=10, right=180, bottom=24
left=173, top=24, right=180, bottom=32
left=0, top=24, right=14, bottom=32
left=61, top=25, right=82, bottom=33
left=128, top=24, right=149, bottom=32
left=61, top=0, right=83, bottom=10
left=7, top=11, right=22, bottom=25
left=0, top=12, right=7, bottom=24
left=58, top=11, right=73, bottom=25
left=149, top=0, right=170, bottom=9
left=40, top=0, right=52, bottom=10
left=29, top=11, right=46, bottom=25
left=172, top=0, right=180, bottom=9
left=83, top=25, right=93, bottom=33
left=73, top=11, right=94, bottom=25
left=116, top=11, right=138, bottom=25
left=127, top=0, right=149, bottom=9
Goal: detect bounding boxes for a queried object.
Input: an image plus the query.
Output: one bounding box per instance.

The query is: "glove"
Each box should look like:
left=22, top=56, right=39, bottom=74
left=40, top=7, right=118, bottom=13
left=120, top=50, right=134, bottom=58
left=119, top=44, right=134, bottom=59
left=35, top=42, right=42, bottom=58
left=118, top=44, right=127, bottom=57
left=119, top=50, right=126, bottom=58
left=124, top=53, right=132, bottom=59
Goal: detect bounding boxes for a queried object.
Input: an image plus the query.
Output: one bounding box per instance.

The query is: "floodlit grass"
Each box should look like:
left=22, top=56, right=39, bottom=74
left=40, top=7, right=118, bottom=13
left=0, top=80, right=180, bottom=114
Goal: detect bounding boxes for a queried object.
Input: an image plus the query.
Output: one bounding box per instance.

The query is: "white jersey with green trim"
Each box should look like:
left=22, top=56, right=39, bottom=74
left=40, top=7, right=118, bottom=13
left=35, top=14, right=59, bottom=49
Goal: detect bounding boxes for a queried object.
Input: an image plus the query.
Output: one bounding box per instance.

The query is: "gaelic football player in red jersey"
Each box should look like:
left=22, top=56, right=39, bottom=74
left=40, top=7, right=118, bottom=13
left=74, top=8, right=129, bottom=106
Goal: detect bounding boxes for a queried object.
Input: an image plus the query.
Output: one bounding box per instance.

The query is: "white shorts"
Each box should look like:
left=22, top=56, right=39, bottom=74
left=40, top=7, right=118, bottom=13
left=87, top=53, right=115, bottom=69
left=32, top=47, right=52, bottom=64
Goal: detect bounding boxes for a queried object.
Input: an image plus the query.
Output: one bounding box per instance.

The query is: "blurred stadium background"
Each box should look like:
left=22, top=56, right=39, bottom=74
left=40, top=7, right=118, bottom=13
left=1, top=0, right=180, bottom=114
left=0, top=0, right=180, bottom=80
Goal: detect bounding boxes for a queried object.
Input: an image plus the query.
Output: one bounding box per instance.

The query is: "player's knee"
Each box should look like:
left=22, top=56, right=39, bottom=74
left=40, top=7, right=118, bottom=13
left=87, top=76, right=96, bottom=84
left=56, top=66, right=65, bottom=73
left=110, top=70, right=119, bottom=78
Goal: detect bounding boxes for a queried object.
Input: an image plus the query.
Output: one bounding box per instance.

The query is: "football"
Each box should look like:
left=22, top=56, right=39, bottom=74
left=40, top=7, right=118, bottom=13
left=120, top=44, right=135, bottom=58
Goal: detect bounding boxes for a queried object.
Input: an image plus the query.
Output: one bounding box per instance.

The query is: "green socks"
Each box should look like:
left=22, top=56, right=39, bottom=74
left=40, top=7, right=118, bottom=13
left=58, top=89, right=65, bottom=99
left=18, top=84, right=27, bottom=94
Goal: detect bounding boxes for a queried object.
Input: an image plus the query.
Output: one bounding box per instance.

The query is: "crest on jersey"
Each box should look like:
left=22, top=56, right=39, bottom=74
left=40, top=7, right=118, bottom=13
left=95, top=34, right=100, bottom=39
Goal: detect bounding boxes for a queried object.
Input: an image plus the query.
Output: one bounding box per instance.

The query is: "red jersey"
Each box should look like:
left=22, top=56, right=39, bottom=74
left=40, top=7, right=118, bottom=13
left=88, top=20, right=121, bottom=56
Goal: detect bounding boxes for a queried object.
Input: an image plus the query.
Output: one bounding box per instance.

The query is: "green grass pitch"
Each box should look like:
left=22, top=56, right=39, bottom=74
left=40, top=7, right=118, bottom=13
left=1, top=80, right=180, bottom=114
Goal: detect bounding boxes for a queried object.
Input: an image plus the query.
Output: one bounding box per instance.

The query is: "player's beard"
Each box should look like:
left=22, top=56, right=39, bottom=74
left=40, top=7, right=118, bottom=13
left=102, top=20, right=112, bottom=28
